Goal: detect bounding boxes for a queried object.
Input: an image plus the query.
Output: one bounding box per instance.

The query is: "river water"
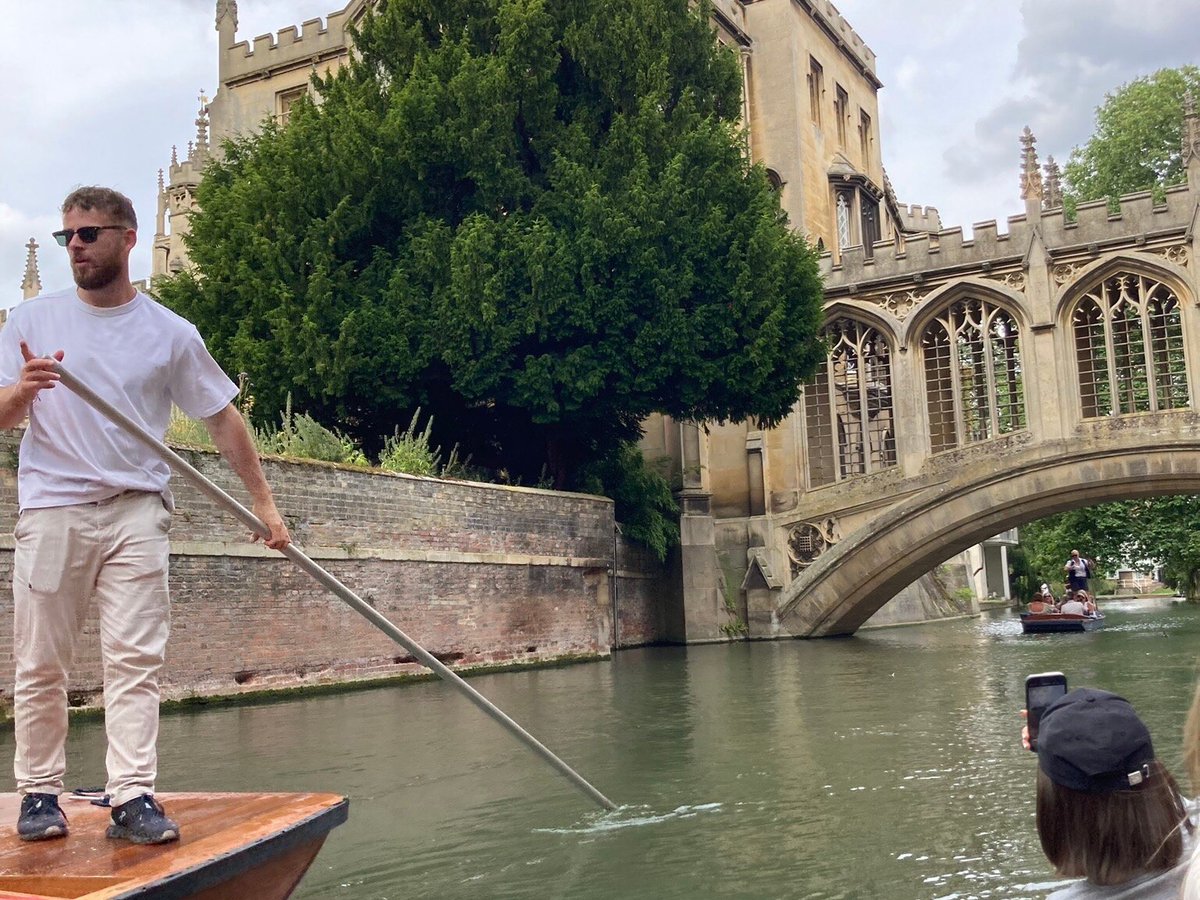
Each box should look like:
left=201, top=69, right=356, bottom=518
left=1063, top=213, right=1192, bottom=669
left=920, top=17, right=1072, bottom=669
left=8, top=598, right=1199, bottom=899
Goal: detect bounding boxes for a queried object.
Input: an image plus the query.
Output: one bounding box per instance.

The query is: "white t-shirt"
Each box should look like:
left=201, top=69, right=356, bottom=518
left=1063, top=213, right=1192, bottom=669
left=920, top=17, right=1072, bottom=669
left=0, top=289, right=237, bottom=510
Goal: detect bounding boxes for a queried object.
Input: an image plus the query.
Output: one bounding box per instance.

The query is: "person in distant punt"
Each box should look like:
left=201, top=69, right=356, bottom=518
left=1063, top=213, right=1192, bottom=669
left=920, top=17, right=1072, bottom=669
left=1063, top=550, right=1094, bottom=595
left=1059, top=593, right=1086, bottom=616
left=0, top=187, right=291, bottom=844
left=1030, top=585, right=1055, bottom=614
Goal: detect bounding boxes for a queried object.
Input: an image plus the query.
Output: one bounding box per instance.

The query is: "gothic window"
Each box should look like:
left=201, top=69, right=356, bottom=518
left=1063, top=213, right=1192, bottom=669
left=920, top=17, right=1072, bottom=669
left=858, top=109, right=872, bottom=164
left=835, top=191, right=853, bottom=251
left=804, top=318, right=895, bottom=487
left=1073, top=273, right=1189, bottom=417
left=808, top=57, right=824, bottom=126
left=834, top=85, right=849, bottom=146
left=920, top=299, right=1026, bottom=453
left=860, top=196, right=880, bottom=258
left=277, top=86, right=307, bottom=126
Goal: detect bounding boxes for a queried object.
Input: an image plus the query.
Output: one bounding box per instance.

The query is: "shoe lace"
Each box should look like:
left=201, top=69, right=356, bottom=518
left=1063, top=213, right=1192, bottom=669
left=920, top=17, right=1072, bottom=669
left=24, top=795, right=67, bottom=822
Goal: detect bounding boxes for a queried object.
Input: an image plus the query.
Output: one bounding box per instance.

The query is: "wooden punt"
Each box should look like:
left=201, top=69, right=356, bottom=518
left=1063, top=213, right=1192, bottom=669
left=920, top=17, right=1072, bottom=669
left=1020, top=612, right=1106, bottom=634
left=0, top=791, right=347, bottom=900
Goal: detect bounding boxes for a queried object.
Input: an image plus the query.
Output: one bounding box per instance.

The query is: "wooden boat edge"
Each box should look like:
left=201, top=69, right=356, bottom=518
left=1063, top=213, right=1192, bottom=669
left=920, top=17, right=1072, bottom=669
left=101, top=795, right=348, bottom=900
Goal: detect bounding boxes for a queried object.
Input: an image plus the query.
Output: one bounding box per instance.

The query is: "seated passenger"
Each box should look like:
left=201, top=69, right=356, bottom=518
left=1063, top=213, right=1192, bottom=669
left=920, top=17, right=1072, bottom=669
left=1060, top=594, right=1086, bottom=615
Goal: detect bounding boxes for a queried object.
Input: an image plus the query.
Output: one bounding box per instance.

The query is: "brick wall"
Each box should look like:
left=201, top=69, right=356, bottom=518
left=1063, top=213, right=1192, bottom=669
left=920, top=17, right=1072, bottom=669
left=0, top=431, right=675, bottom=712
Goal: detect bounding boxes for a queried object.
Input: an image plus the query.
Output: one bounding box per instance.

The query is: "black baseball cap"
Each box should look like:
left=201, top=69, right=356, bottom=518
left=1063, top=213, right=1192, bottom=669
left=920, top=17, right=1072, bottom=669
left=1037, top=688, right=1156, bottom=794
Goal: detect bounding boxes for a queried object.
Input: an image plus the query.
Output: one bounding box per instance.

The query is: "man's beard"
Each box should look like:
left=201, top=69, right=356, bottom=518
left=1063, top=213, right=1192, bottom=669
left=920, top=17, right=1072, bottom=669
left=71, top=255, right=123, bottom=291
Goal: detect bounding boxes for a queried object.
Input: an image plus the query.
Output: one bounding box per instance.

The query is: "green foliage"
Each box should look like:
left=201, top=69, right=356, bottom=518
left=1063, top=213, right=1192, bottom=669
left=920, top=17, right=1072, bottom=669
left=1018, top=496, right=1200, bottom=601
left=1063, top=66, right=1200, bottom=209
left=576, top=441, right=679, bottom=562
left=166, top=406, right=216, bottom=449
left=261, top=395, right=370, bottom=465
left=1006, top=544, right=1037, bottom=602
left=378, top=409, right=440, bottom=476
left=155, top=0, right=825, bottom=501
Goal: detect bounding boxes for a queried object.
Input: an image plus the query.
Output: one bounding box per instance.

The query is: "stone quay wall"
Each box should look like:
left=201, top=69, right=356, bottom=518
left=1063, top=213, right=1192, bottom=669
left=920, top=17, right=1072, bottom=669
left=0, top=432, right=672, bottom=714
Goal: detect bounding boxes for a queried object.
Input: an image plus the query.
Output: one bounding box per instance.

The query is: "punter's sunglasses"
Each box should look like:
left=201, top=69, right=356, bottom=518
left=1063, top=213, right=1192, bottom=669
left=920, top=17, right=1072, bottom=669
left=52, top=225, right=127, bottom=247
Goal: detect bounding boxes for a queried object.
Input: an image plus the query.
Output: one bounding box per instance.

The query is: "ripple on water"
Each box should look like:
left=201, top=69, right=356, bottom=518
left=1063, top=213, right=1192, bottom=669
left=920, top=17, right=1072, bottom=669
left=532, top=801, right=723, bottom=834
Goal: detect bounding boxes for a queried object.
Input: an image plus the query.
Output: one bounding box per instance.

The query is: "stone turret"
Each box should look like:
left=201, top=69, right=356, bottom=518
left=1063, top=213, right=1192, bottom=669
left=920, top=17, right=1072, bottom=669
left=1043, top=156, right=1063, bottom=210
left=152, top=94, right=212, bottom=280
left=1184, top=92, right=1200, bottom=186
left=216, top=0, right=238, bottom=86
left=1019, top=126, right=1043, bottom=222
left=20, top=238, right=42, bottom=300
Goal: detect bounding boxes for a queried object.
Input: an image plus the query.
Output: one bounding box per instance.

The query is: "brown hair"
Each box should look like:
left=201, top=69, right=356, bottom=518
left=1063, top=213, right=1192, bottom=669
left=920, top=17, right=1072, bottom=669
left=1036, top=762, right=1188, bottom=886
left=1185, top=680, right=1200, bottom=794
left=61, top=186, right=137, bottom=230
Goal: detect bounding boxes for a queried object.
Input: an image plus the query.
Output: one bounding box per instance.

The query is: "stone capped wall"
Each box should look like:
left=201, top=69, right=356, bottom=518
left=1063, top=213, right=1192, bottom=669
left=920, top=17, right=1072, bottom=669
left=0, top=432, right=673, bottom=713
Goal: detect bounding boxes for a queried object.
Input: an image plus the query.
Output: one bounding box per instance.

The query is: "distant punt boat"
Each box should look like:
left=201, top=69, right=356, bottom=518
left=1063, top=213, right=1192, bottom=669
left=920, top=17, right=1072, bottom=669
left=1020, top=612, right=1106, bottom=634
left=0, top=791, right=347, bottom=900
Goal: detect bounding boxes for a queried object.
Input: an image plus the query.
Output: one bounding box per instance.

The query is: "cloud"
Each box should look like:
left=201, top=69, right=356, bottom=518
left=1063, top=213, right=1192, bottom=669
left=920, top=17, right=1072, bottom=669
left=943, top=0, right=1200, bottom=190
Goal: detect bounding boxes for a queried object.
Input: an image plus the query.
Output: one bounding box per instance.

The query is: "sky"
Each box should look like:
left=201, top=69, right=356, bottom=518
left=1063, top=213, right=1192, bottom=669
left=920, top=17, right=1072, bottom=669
left=3, top=1, right=1199, bottom=307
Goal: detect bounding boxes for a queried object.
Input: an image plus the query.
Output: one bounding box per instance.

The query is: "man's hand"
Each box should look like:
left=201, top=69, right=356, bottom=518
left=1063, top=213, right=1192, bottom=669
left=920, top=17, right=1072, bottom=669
left=0, top=343, right=65, bottom=428
left=17, top=342, right=65, bottom=401
left=252, top=499, right=291, bottom=551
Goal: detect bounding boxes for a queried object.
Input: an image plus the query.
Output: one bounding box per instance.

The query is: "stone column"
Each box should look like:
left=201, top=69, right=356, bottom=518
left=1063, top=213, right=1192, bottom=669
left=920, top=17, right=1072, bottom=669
left=677, top=421, right=722, bottom=641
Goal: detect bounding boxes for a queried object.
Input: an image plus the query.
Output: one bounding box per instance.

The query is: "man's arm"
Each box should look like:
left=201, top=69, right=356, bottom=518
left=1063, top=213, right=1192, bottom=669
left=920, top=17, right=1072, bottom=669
left=0, top=343, right=63, bottom=429
left=202, top=403, right=291, bottom=550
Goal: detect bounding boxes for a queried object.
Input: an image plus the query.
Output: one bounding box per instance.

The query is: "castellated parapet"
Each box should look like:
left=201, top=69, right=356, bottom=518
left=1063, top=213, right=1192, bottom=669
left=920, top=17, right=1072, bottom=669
left=225, top=9, right=355, bottom=84
left=822, top=182, right=1197, bottom=289
left=895, top=204, right=941, bottom=235
left=801, top=0, right=877, bottom=78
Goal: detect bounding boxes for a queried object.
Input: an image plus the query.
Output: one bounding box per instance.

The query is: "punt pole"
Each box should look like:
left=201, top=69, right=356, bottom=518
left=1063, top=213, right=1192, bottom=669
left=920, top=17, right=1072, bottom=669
left=53, top=361, right=618, bottom=812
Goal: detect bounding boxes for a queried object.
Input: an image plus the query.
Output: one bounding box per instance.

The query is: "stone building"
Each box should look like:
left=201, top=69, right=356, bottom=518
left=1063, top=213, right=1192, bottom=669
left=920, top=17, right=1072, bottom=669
left=145, top=1, right=1182, bottom=641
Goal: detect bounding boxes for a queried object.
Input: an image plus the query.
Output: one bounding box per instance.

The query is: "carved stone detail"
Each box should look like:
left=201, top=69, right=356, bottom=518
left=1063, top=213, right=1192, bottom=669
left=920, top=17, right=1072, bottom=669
left=870, top=288, right=927, bottom=320
left=1151, top=245, right=1190, bottom=268
left=986, top=271, right=1026, bottom=292
left=787, top=518, right=840, bottom=578
left=1053, top=262, right=1087, bottom=285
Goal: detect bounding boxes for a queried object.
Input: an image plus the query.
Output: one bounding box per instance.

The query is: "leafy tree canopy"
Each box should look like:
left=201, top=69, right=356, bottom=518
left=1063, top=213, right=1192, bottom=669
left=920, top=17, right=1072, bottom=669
left=157, top=0, right=825, bottom=497
left=1019, top=497, right=1200, bottom=601
left=1064, top=65, right=1200, bottom=206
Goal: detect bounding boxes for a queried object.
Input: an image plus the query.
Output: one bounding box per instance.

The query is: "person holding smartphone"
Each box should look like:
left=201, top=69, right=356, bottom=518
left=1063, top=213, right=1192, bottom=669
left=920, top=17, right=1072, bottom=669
left=1028, top=688, right=1194, bottom=898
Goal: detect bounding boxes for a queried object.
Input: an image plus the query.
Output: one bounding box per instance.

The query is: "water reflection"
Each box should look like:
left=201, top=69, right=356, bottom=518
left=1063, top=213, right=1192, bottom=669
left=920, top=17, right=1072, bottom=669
left=2, top=598, right=1195, bottom=898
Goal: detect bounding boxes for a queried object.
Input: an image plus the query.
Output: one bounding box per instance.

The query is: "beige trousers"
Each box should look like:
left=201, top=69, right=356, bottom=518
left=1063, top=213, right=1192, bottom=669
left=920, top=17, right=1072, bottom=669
left=12, top=491, right=171, bottom=807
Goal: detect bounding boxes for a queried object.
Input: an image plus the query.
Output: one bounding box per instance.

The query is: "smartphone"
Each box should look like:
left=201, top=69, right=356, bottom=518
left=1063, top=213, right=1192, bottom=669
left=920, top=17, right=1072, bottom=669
left=1025, top=672, right=1068, bottom=752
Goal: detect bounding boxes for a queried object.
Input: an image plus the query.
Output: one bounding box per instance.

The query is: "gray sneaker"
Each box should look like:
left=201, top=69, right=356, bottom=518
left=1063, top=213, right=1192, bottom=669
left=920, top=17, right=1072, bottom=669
left=17, top=792, right=68, bottom=841
left=106, top=794, right=180, bottom=845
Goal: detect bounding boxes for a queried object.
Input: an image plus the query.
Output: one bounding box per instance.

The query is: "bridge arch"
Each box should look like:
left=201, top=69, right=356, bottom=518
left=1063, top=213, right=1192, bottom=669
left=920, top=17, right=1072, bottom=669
left=773, top=417, right=1200, bottom=637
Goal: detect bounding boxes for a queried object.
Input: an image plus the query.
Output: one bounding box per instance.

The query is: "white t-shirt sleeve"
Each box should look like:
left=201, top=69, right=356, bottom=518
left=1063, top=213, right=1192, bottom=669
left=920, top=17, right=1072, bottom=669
left=168, top=326, right=239, bottom=420
left=0, top=310, right=27, bottom=387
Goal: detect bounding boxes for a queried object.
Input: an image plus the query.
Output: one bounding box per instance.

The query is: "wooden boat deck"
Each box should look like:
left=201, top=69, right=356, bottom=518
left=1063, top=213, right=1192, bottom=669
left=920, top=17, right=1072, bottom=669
left=0, top=792, right=347, bottom=900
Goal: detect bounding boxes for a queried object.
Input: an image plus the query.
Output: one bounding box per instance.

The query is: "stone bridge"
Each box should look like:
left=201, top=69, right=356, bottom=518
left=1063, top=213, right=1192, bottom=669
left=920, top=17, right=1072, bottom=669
left=745, top=131, right=1200, bottom=638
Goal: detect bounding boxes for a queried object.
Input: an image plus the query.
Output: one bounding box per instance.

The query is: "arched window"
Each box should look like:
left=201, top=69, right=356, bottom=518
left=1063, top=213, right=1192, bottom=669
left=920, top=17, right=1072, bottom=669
left=835, top=191, right=852, bottom=251
left=921, top=298, right=1025, bottom=453
left=804, top=319, right=895, bottom=487
left=1073, top=273, right=1188, bottom=417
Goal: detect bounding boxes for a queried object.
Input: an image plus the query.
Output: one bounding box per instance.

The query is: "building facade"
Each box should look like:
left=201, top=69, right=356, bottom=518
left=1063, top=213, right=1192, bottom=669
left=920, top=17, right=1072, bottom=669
left=147, top=0, right=1046, bottom=641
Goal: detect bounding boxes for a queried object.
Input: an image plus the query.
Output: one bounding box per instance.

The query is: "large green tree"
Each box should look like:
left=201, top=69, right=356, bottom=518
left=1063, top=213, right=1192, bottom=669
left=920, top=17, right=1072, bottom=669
left=1019, top=498, right=1200, bottom=601
left=1064, top=65, right=1200, bottom=207
left=157, top=0, right=825, bottom=494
